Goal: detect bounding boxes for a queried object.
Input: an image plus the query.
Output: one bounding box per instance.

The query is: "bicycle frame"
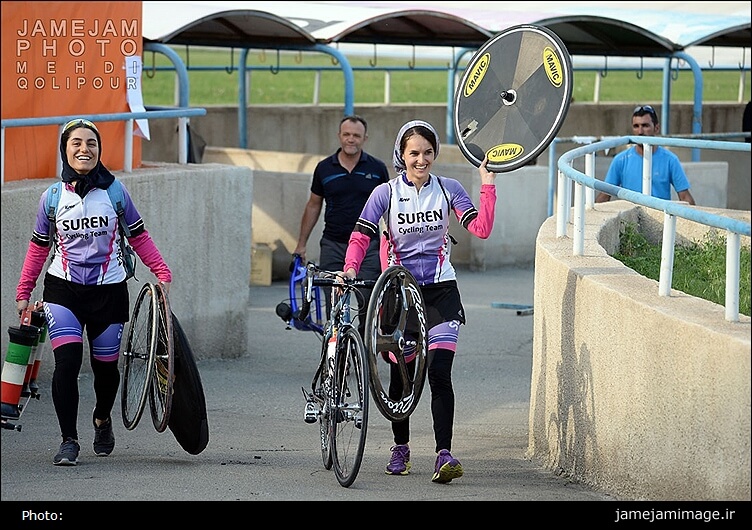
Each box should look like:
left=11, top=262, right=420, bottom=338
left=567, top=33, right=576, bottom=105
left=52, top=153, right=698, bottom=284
left=309, top=274, right=359, bottom=391
left=298, top=263, right=373, bottom=487
left=303, top=263, right=364, bottom=409
left=276, top=254, right=325, bottom=334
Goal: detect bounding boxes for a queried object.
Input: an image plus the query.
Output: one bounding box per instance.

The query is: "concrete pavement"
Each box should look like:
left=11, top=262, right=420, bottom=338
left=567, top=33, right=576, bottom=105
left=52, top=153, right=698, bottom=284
left=1, top=267, right=616, bottom=516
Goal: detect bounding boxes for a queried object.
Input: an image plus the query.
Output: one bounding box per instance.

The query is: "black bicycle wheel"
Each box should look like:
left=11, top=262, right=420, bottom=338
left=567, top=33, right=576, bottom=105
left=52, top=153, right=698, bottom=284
left=454, top=24, right=572, bottom=172
left=364, top=266, right=427, bottom=422
left=149, top=283, right=175, bottom=433
left=331, top=326, right=369, bottom=488
left=316, top=335, right=333, bottom=470
left=121, top=283, right=157, bottom=431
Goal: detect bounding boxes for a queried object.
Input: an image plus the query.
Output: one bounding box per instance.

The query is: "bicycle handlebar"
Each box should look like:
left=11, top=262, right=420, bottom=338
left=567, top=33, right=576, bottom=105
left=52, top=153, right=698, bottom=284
left=297, top=264, right=376, bottom=322
left=311, top=277, right=377, bottom=288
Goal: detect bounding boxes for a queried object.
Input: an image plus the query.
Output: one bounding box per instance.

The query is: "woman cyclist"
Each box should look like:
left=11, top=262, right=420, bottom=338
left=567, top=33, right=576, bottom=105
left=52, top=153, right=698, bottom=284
left=340, top=120, right=497, bottom=483
left=15, top=119, right=172, bottom=466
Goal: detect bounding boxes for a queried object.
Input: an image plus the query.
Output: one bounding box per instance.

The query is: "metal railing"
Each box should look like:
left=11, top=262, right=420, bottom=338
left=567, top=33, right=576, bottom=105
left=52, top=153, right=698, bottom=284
left=557, top=135, right=751, bottom=322
left=547, top=132, right=751, bottom=217
left=1, top=107, right=206, bottom=186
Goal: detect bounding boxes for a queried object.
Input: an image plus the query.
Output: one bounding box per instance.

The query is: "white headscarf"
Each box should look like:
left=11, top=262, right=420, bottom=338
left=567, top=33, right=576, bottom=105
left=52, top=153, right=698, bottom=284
left=392, top=120, right=440, bottom=172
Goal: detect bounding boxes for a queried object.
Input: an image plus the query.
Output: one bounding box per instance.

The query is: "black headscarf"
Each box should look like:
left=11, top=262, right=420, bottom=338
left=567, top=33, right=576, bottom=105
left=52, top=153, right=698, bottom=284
left=59, top=119, right=116, bottom=196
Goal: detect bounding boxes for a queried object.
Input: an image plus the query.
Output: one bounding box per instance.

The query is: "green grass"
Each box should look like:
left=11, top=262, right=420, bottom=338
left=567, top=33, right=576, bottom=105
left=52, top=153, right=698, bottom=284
left=142, top=48, right=751, bottom=106
left=614, top=222, right=751, bottom=316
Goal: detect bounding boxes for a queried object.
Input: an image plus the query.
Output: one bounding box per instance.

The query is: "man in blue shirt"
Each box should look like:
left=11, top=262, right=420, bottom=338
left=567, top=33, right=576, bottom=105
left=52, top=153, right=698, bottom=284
left=596, top=105, right=696, bottom=205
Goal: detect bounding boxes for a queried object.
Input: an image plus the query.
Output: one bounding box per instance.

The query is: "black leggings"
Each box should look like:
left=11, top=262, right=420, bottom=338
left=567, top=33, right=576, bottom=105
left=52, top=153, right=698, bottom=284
left=390, top=348, right=455, bottom=453
left=52, top=324, right=120, bottom=441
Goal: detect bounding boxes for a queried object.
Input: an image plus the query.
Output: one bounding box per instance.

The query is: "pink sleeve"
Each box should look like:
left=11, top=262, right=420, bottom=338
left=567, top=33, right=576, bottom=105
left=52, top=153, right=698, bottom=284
left=344, top=232, right=371, bottom=274
left=129, top=231, right=172, bottom=283
left=16, top=241, right=51, bottom=302
left=379, top=232, right=389, bottom=271
left=466, top=184, right=497, bottom=239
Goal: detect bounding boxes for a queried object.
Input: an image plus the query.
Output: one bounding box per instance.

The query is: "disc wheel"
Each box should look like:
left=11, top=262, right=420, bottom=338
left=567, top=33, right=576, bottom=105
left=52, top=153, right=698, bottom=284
left=364, top=266, right=427, bottom=422
left=454, top=24, right=573, bottom=172
left=331, top=326, right=369, bottom=488
left=121, top=283, right=157, bottom=431
left=149, top=283, right=175, bottom=433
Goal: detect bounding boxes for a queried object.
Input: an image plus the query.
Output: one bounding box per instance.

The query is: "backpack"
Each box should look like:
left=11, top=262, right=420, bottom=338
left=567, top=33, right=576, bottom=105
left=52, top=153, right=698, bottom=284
left=44, top=179, right=137, bottom=280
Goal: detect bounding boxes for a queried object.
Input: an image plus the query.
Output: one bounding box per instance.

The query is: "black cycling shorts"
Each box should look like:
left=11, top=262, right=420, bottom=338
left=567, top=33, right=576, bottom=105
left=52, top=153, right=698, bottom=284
left=43, top=273, right=130, bottom=324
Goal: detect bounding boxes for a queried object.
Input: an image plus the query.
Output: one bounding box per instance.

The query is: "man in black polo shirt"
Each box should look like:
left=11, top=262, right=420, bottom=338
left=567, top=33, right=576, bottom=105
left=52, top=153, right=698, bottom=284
left=293, top=115, right=389, bottom=333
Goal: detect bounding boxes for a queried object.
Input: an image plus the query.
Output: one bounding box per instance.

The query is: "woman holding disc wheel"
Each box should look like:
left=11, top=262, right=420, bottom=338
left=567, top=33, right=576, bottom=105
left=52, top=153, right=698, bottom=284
left=340, top=120, right=497, bottom=483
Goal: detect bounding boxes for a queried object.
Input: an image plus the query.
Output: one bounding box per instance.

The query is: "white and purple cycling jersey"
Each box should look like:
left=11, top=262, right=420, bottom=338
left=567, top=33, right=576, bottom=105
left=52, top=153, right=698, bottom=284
left=31, top=182, right=142, bottom=285
left=345, top=172, right=496, bottom=285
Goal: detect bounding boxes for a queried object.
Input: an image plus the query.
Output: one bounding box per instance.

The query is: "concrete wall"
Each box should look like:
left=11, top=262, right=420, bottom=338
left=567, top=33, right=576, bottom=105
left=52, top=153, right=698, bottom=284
left=528, top=202, right=751, bottom=500
left=143, top=102, right=751, bottom=211
left=1, top=163, right=253, bottom=376
left=203, top=146, right=551, bottom=279
left=203, top=146, right=731, bottom=280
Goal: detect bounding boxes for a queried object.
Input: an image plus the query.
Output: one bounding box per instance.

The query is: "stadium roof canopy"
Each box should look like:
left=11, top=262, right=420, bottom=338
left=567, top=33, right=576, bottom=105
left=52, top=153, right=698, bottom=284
left=141, top=1, right=750, bottom=144
left=142, top=1, right=751, bottom=57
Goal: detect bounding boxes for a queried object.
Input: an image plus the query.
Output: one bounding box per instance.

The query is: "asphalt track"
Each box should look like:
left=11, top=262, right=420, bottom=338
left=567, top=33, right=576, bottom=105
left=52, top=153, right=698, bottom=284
left=2, top=267, right=627, bottom=522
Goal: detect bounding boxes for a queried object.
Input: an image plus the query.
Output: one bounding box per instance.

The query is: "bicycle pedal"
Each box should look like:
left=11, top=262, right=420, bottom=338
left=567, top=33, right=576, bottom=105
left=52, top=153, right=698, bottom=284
left=304, top=401, right=319, bottom=424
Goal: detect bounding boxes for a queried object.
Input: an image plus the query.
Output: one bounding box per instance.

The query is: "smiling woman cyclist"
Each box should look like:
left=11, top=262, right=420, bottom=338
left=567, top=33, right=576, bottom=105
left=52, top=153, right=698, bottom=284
left=340, top=120, right=498, bottom=484
left=14, top=118, right=172, bottom=466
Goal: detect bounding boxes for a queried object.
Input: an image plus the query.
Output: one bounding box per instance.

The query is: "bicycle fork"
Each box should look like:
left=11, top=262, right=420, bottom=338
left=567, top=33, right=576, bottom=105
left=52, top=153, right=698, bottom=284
left=303, top=327, right=337, bottom=424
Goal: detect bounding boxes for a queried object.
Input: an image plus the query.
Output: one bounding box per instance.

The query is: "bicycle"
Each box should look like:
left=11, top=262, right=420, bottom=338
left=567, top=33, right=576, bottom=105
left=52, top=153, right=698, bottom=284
left=275, top=253, right=325, bottom=334
left=294, top=261, right=374, bottom=488
left=121, top=282, right=175, bottom=433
